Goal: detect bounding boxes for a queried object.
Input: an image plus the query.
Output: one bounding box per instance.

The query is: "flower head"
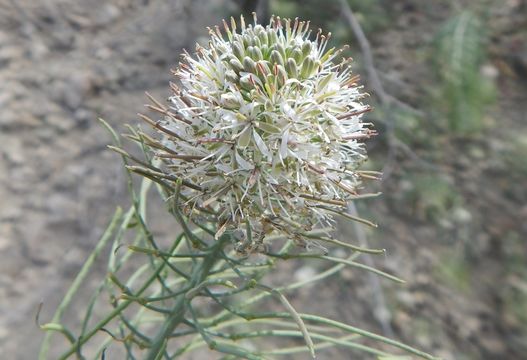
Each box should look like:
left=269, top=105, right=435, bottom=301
left=141, top=14, right=375, bottom=253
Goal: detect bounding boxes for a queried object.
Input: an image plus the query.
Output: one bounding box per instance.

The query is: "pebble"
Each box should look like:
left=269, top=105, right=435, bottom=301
left=294, top=265, right=317, bottom=283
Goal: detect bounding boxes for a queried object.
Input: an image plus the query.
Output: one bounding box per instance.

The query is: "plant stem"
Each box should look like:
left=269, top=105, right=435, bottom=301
left=145, top=235, right=229, bottom=359
left=39, top=208, right=122, bottom=360
left=56, top=232, right=186, bottom=359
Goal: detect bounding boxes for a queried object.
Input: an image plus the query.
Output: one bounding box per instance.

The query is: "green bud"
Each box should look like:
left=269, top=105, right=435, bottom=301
left=266, top=73, right=276, bottom=87
left=301, top=41, right=312, bottom=58
left=243, top=34, right=253, bottom=48
left=247, top=46, right=255, bottom=58
left=270, top=50, right=284, bottom=66
left=285, top=44, right=296, bottom=58
left=276, top=43, right=286, bottom=58
left=243, top=56, right=257, bottom=73
left=268, top=30, right=279, bottom=46
left=225, top=70, right=238, bottom=82
left=232, top=41, right=245, bottom=60
left=254, top=24, right=264, bottom=35
left=260, top=44, right=269, bottom=58
left=258, top=30, right=268, bottom=46
left=301, top=56, right=315, bottom=78
left=239, top=74, right=254, bottom=91
left=220, top=93, right=240, bottom=109
left=229, top=58, right=244, bottom=73
left=233, top=33, right=243, bottom=43
left=292, top=48, right=303, bottom=64
left=255, top=46, right=263, bottom=60
left=248, top=46, right=263, bottom=61
left=253, top=36, right=261, bottom=48
left=256, top=60, right=271, bottom=76
left=276, top=64, right=288, bottom=87
left=286, top=58, right=298, bottom=78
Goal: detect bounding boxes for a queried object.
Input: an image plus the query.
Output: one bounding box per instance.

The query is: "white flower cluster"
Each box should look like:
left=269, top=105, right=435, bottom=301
left=146, top=15, right=374, bottom=253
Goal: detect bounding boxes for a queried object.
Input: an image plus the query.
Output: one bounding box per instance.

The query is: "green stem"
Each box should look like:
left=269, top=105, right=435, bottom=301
left=145, top=235, right=229, bottom=360
left=56, top=232, right=186, bottom=359
left=39, top=208, right=122, bottom=360
left=256, top=312, right=438, bottom=360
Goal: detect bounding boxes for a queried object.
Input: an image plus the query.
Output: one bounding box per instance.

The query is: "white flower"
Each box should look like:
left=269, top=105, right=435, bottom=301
left=142, top=15, right=375, bottom=253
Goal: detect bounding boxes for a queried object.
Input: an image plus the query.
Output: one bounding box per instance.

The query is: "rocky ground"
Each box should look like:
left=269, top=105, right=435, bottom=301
left=0, top=0, right=226, bottom=357
left=0, top=0, right=526, bottom=359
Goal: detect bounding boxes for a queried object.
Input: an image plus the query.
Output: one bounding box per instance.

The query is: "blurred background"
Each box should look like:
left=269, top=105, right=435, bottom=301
left=0, top=0, right=525, bottom=359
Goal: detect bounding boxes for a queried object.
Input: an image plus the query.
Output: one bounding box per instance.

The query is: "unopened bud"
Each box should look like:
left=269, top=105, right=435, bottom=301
left=220, top=93, right=240, bottom=109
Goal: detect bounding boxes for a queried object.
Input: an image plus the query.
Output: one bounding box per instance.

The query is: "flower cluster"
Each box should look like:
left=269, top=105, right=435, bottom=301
left=141, top=15, right=375, bottom=253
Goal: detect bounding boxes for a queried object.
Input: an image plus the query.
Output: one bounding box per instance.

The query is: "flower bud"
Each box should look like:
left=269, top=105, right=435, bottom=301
left=258, top=29, right=268, bottom=46
left=256, top=60, right=271, bottom=76
left=301, top=55, right=315, bottom=78
left=301, top=41, right=312, bottom=58
left=248, top=46, right=263, bottom=61
left=270, top=50, right=284, bottom=66
left=232, top=40, right=245, bottom=60
left=291, top=48, right=303, bottom=64
left=239, top=74, right=254, bottom=90
left=275, top=64, right=288, bottom=87
left=243, top=56, right=257, bottom=73
left=286, top=58, right=298, bottom=78
left=220, top=93, right=240, bottom=109
left=225, top=69, right=238, bottom=83
left=229, top=58, right=244, bottom=73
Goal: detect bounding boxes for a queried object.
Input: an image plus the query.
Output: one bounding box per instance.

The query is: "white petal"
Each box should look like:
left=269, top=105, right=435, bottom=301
left=237, top=126, right=252, bottom=148
left=235, top=151, right=254, bottom=170
left=253, top=129, right=271, bottom=160
left=280, top=128, right=289, bottom=160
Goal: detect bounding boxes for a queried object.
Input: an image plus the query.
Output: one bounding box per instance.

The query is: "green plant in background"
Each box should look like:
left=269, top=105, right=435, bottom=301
left=502, top=133, right=527, bottom=177
left=38, top=15, right=437, bottom=360
left=271, top=0, right=390, bottom=45
left=501, top=230, right=527, bottom=330
left=435, top=249, right=471, bottom=292
left=395, top=174, right=460, bottom=222
left=432, top=11, right=496, bottom=135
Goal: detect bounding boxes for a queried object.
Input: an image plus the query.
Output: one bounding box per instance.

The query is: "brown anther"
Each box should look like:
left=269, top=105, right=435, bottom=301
left=336, top=107, right=372, bottom=120
left=342, top=129, right=377, bottom=140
